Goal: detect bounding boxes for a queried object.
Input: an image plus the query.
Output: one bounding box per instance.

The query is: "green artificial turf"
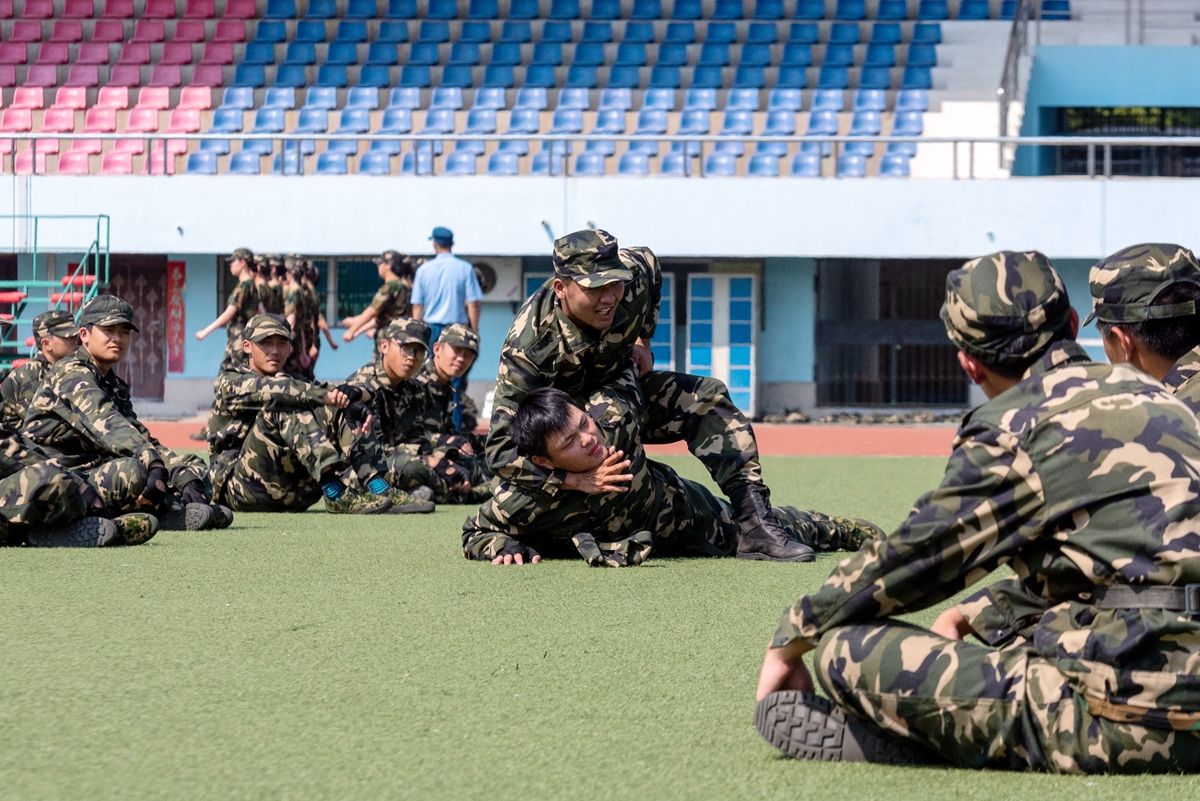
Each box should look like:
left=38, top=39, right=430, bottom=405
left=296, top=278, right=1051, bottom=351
left=2, top=455, right=1197, bottom=800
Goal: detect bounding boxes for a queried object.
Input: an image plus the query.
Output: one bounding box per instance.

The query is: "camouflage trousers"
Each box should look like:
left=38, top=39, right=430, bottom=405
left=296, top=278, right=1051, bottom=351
left=0, top=462, right=89, bottom=545
left=83, top=454, right=211, bottom=516
left=383, top=447, right=491, bottom=505
left=213, top=406, right=384, bottom=512
left=815, top=621, right=1200, bottom=774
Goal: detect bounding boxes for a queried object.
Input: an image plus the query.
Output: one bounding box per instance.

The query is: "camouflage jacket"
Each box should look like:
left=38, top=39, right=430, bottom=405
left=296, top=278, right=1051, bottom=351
left=0, top=427, right=54, bottom=477
left=484, top=247, right=661, bottom=496
left=227, top=280, right=259, bottom=337
left=208, top=363, right=335, bottom=454
left=1162, top=345, right=1200, bottom=415
left=773, top=341, right=1200, bottom=728
left=0, top=352, right=48, bottom=430
left=413, top=361, right=464, bottom=446
left=369, top=279, right=412, bottom=329
left=345, top=359, right=440, bottom=455
left=262, top=283, right=285, bottom=316
left=23, top=349, right=194, bottom=478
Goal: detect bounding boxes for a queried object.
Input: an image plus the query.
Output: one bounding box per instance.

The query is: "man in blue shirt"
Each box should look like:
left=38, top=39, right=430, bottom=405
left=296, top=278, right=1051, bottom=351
left=412, top=226, right=484, bottom=428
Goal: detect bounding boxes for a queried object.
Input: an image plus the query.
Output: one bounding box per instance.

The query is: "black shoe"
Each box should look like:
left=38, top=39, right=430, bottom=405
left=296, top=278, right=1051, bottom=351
left=730, top=484, right=816, bottom=562
left=159, top=502, right=215, bottom=531
left=210, top=505, right=234, bottom=529
left=755, top=691, right=941, bottom=764
left=27, top=517, right=119, bottom=548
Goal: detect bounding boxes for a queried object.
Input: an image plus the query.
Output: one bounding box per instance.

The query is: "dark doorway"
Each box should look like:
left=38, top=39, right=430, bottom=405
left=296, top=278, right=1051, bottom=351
left=104, top=254, right=167, bottom=400
left=0, top=254, right=16, bottom=360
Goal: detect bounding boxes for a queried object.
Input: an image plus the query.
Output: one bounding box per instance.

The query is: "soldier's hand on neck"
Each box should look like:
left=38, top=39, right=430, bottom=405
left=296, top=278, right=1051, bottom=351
left=561, top=448, right=633, bottom=495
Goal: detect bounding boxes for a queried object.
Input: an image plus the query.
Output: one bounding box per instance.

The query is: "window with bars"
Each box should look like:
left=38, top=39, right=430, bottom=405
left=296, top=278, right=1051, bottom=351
left=1058, top=107, right=1200, bottom=177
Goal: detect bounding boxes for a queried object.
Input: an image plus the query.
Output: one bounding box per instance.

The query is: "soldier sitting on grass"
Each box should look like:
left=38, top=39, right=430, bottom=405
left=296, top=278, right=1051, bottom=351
left=755, top=251, right=1200, bottom=773
left=23, top=296, right=230, bottom=532
left=414, top=323, right=491, bottom=493
left=463, top=386, right=881, bottom=567
left=0, top=309, right=80, bottom=431
left=208, top=313, right=429, bottom=515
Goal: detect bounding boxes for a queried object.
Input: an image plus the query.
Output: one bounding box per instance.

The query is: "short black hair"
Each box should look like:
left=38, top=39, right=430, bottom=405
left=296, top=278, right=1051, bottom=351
left=984, top=325, right=1075, bottom=381
left=511, top=387, right=576, bottom=459
left=1098, top=282, right=1200, bottom=362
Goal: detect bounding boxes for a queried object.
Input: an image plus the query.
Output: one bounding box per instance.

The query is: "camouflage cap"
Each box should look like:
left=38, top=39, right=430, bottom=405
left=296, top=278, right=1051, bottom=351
left=78, top=295, right=139, bottom=332
left=243, top=313, right=291, bottom=342
left=437, top=323, right=480, bottom=353
left=231, top=247, right=254, bottom=262
left=374, top=250, right=410, bottom=269
left=33, top=309, right=79, bottom=338
left=379, top=317, right=431, bottom=348
left=940, top=250, right=1071, bottom=366
left=1083, top=243, right=1200, bottom=326
left=552, top=229, right=633, bottom=288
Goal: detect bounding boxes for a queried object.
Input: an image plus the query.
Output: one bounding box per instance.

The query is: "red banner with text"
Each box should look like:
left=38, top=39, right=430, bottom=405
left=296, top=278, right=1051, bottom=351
left=167, top=261, right=185, bottom=374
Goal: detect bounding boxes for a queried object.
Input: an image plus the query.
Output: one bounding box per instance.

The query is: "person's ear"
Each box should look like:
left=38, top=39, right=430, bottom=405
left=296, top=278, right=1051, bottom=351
left=242, top=340, right=253, bottom=354
left=378, top=338, right=390, bottom=356
left=1067, top=307, right=1080, bottom=338
left=552, top=278, right=567, bottom=300
left=531, top=454, right=554, bottom=470
left=956, top=350, right=990, bottom=386
left=1109, top=325, right=1139, bottom=365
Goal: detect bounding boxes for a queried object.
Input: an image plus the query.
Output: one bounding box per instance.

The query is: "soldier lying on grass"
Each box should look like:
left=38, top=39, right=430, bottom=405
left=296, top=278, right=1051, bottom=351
left=463, top=386, right=881, bottom=567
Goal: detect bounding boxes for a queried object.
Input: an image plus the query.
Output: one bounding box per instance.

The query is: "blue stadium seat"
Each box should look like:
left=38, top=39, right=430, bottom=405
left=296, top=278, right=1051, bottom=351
left=473, top=86, right=506, bottom=108
left=672, top=0, right=702, bottom=19
left=872, top=23, right=901, bottom=43
left=740, top=45, right=771, bottom=67
left=891, top=109, right=923, bottom=135
left=781, top=44, right=813, bottom=67
left=918, top=0, right=949, bottom=18
left=221, top=86, right=255, bottom=109
left=811, top=90, right=843, bottom=112
left=581, top=22, right=614, bottom=43
left=835, top=0, right=866, bottom=20
left=422, top=108, right=456, bottom=136
left=462, top=108, right=497, bottom=154
left=574, top=44, right=605, bottom=66
left=230, top=150, right=262, bottom=174
left=284, top=42, right=316, bottom=66
left=445, top=150, right=478, bottom=175
left=558, top=87, right=590, bottom=109
left=674, top=109, right=710, bottom=158
left=823, top=45, right=854, bottom=67
left=630, top=0, right=662, bottom=18
left=776, top=67, right=807, bottom=88
left=727, top=87, right=759, bottom=110
left=399, top=66, right=431, bottom=86
left=846, top=110, right=880, bottom=154
left=591, top=0, right=621, bottom=18
left=631, top=108, right=668, bottom=154
left=759, top=108, right=794, bottom=153
left=449, top=43, right=481, bottom=65
left=487, top=151, right=519, bottom=175
left=607, top=66, right=640, bottom=87
left=549, top=108, right=584, bottom=135
left=386, top=0, right=417, bottom=16
left=295, top=21, right=327, bottom=43
left=684, top=88, right=716, bottom=109
left=549, top=0, right=581, bottom=19
left=663, top=23, right=696, bottom=44
left=705, top=152, right=738, bottom=175
left=264, top=0, right=296, bottom=19
left=958, top=0, right=990, bottom=18
left=734, top=65, right=766, bottom=86
left=768, top=87, right=802, bottom=110
left=708, top=23, right=738, bottom=43
left=624, top=22, right=655, bottom=42
left=643, top=87, right=675, bottom=109
left=459, top=22, right=490, bottom=43
left=233, top=64, right=266, bottom=87
left=864, top=43, right=895, bottom=67
left=901, top=66, right=932, bottom=89
left=1042, top=0, right=1070, bottom=19
left=663, top=150, right=691, bottom=176
left=907, top=44, right=937, bottom=67
left=327, top=43, right=360, bottom=65
left=618, top=151, right=649, bottom=175
left=525, top=65, right=557, bottom=87
left=859, top=68, right=891, bottom=89
left=303, top=86, right=337, bottom=109
left=400, top=147, right=433, bottom=174
left=657, top=44, right=687, bottom=66
left=879, top=152, right=910, bottom=176
left=387, top=87, right=421, bottom=109
left=253, top=20, right=287, bottom=43
left=418, top=23, right=450, bottom=46
left=294, top=107, right=328, bottom=136
left=829, top=23, right=860, bottom=44
left=346, top=0, right=376, bottom=18
left=1000, top=0, right=1017, bottom=17
left=314, top=151, right=348, bottom=174
left=599, top=88, right=632, bottom=109
left=427, top=0, right=458, bottom=18
left=754, top=0, right=783, bottom=19
left=615, top=43, right=647, bottom=66
left=788, top=23, right=819, bottom=44
left=575, top=152, right=607, bottom=175
left=748, top=154, right=779, bottom=176
left=532, top=43, right=563, bottom=65
left=515, top=87, right=549, bottom=109
left=541, top=23, right=573, bottom=43
left=186, top=151, right=218, bottom=174
left=691, top=67, right=723, bottom=88
left=852, top=88, right=885, bottom=111
left=441, top=66, right=473, bottom=87
left=377, top=22, right=409, bottom=43
left=430, top=87, right=463, bottom=109
left=407, top=44, right=439, bottom=65
left=716, top=109, right=752, bottom=156
left=791, top=151, right=821, bottom=176
left=837, top=152, right=866, bottom=177
left=482, top=65, right=516, bottom=86
left=468, top=0, right=498, bottom=18
left=911, top=23, right=942, bottom=44
left=359, top=66, right=392, bottom=85
left=713, top=0, right=744, bottom=19
left=264, top=87, right=297, bottom=109
left=375, top=109, right=411, bottom=152
left=491, top=43, right=522, bottom=65
left=698, top=43, right=730, bottom=67
left=650, top=66, right=681, bottom=87
left=243, top=43, right=277, bottom=65
left=499, top=21, right=532, bottom=42
left=876, top=0, right=907, bottom=19
left=306, top=0, right=336, bottom=18
left=794, top=0, right=824, bottom=19
left=359, top=150, right=393, bottom=175
left=746, top=23, right=778, bottom=44
left=529, top=144, right=564, bottom=175
left=345, top=87, right=379, bottom=109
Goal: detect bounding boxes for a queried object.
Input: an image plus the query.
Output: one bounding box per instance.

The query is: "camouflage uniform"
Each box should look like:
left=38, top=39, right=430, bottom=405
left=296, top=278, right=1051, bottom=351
left=486, top=229, right=763, bottom=501
left=0, top=429, right=90, bottom=545
left=1084, top=243, right=1200, bottom=415
left=220, top=276, right=260, bottom=373
left=415, top=323, right=491, bottom=485
left=770, top=252, right=1200, bottom=773
left=0, top=310, right=79, bottom=430
left=465, top=383, right=874, bottom=566
left=209, top=315, right=384, bottom=512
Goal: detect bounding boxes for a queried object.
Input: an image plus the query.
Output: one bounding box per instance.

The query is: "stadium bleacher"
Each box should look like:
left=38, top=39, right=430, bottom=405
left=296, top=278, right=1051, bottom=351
left=0, top=0, right=1060, bottom=176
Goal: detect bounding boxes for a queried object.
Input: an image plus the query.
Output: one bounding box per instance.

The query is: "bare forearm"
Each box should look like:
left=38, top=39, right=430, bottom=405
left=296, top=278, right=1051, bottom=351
left=412, top=303, right=424, bottom=321
left=466, top=302, right=480, bottom=332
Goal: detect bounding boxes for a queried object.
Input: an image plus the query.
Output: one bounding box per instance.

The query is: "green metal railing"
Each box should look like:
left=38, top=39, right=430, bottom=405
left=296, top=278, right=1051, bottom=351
left=0, top=215, right=110, bottom=369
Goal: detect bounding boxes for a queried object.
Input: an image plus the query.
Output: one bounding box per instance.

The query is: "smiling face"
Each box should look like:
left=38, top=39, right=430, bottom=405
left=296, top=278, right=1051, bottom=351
left=432, top=342, right=476, bottom=381
left=379, top=338, right=426, bottom=384
left=80, top=323, right=132, bottom=371
left=243, top=334, right=292, bottom=376
left=531, top=404, right=608, bottom=473
left=553, top=277, right=626, bottom=332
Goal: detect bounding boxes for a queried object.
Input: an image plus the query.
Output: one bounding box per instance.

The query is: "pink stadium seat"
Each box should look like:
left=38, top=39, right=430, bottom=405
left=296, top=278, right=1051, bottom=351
left=0, top=68, right=14, bottom=87
left=212, top=21, right=246, bottom=42
left=149, top=65, right=182, bottom=86
left=125, top=107, right=159, bottom=131
left=56, top=151, right=91, bottom=174
left=136, top=86, right=170, bottom=110
left=11, top=87, right=42, bottom=108
left=101, top=0, right=134, bottom=17
left=96, top=87, right=128, bottom=109
left=34, top=43, right=70, bottom=65
left=0, top=44, right=28, bottom=65
left=150, top=142, right=177, bottom=174
left=168, top=106, right=201, bottom=129
left=49, top=21, right=84, bottom=42
left=23, top=65, right=58, bottom=87
left=173, top=20, right=207, bottom=42
left=76, top=43, right=111, bottom=65
left=184, top=0, right=215, bottom=17
left=65, top=64, right=100, bottom=85
left=21, top=0, right=53, bottom=19
left=143, top=0, right=176, bottom=17
left=188, top=65, right=224, bottom=86
left=15, top=150, right=49, bottom=174
left=100, top=150, right=133, bottom=174
left=62, top=0, right=95, bottom=16
left=90, top=20, right=125, bottom=42
left=108, top=65, right=142, bottom=86
left=39, top=106, right=74, bottom=134
left=177, top=87, right=211, bottom=110
left=131, top=20, right=165, bottom=43
left=117, top=42, right=151, bottom=65
left=52, top=86, right=87, bottom=109
left=83, top=106, right=116, bottom=132
left=160, top=42, right=194, bottom=65
left=223, top=0, right=256, bottom=18
left=0, top=0, right=12, bottom=17
left=9, top=21, right=41, bottom=41
left=0, top=107, right=32, bottom=131
left=200, top=42, right=233, bottom=64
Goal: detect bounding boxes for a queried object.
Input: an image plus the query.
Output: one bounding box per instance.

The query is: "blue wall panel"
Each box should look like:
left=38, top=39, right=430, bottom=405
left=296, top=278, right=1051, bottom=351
left=759, top=258, right=815, bottom=383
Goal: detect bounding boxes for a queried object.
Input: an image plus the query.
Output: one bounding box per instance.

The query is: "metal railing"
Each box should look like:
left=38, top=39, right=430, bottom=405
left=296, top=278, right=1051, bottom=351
left=998, top=0, right=1038, bottom=163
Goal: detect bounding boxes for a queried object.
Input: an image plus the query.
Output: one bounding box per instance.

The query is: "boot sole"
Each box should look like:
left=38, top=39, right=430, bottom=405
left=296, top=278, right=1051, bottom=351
left=160, top=503, right=215, bottom=531
left=27, top=517, right=118, bottom=548
left=736, top=550, right=816, bottom=563
left=387, top=501, right=436, bottom=514
left=210, top=505, right=234, bottom=529
left=755, top=691, right=939, bottom=765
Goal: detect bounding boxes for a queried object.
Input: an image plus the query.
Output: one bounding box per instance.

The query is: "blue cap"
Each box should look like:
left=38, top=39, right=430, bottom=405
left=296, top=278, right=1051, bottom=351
left=430, top=226, right=454, bottom=246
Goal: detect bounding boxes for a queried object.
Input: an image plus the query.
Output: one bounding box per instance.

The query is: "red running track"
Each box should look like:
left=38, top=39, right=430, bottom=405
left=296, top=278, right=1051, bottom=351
left=148, top=421, right=957, bottom=458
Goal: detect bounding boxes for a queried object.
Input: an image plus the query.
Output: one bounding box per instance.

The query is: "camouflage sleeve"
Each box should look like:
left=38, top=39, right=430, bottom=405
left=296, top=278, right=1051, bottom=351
left=462, top=486, right=539, bottom=561
left=484, top=341, right=567, bottom=496
left=368, top=283, right=391, bottom=312
left=50, top=369, right=167, bottom=470
left=215, top=371, right=330, bottom=414
left=625, top=247, right=662, bottom=341
left=955, top=576, right=1050, bottom=647
left=0, top=373, right=23, bottom=431
left=284, top=288, right=299, bottom=318
left=772, top=420, right=1047, bottom=649
left=0, top=431, right=31, bottom=477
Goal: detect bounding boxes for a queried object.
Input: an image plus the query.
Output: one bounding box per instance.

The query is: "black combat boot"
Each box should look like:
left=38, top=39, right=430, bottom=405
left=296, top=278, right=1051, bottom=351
left=730, top=484, right=815, bottom=562
left=26, top=517, right=119, bottom=548
left=755, top=691, right=942, bottom=764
